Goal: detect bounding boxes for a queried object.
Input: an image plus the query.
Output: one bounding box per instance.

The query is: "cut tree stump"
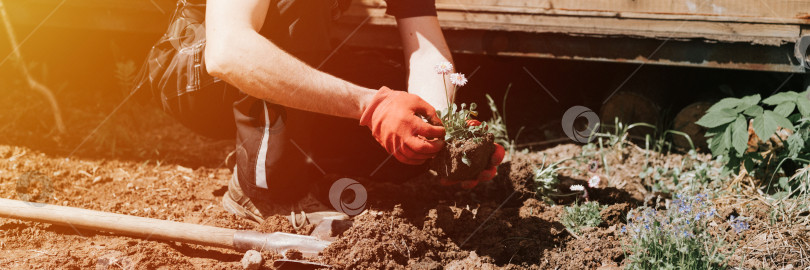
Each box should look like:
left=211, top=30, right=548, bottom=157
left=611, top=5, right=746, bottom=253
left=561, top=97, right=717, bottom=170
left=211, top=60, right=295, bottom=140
left=672, top=101, right=712, bottom=151
left=600, top=91, right=661, bottom=137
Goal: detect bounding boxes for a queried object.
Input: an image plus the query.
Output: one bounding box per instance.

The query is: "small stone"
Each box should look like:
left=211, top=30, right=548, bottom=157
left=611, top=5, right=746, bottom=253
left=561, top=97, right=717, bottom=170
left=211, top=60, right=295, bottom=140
left=240, top=250, right=263, bottom=270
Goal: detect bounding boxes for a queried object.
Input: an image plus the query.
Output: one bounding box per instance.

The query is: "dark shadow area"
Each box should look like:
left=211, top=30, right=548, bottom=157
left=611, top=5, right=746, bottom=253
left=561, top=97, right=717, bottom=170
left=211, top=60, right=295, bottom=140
left=165, top=241, right=243, bottom=262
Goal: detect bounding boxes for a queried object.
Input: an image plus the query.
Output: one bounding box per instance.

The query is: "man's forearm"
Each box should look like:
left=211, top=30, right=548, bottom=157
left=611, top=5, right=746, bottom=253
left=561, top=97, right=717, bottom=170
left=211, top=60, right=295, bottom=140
left=397, top=16, right=454, bottom=111
left=205, top=29, right=375, bottom=119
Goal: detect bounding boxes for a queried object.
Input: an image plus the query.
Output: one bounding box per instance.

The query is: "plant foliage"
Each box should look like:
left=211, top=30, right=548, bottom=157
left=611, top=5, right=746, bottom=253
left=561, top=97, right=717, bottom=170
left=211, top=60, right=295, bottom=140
left=697, top=91, right=810, bottom=186
left=560, top=201, right=603, bottom=234
left=622, top=194, right=745, bottom=270
left=437, top=103, right=489, bottom=143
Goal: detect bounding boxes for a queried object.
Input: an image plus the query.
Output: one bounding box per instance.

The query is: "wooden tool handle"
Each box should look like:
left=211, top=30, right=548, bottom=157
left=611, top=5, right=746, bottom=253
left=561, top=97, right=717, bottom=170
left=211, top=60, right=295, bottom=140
left=0, top=198, right=235, bottom=249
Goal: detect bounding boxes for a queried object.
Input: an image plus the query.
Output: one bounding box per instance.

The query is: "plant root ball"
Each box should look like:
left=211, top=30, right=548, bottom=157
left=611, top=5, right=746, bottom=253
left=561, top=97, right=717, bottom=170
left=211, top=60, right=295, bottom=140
left=241, top=250, right=263, bottom=270
left=430, top=133, right=496, bottom=180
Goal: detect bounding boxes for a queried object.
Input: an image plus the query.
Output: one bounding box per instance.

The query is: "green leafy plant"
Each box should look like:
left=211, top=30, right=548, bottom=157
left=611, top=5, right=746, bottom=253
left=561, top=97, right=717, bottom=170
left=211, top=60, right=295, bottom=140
left=560, top=201, right=604, bottom=234
left=768, top=164, right=810, bottom=228
left=485, top=86, right=513, bottom=148
left=622, top=194, right=744, bottom=270
left=638, top=150, right=726, bottom=195
left=533, top=155, right=573, bottom=202
left=697, top=91, right=810, bottom=184
left=592, top=118, right=655, bottom=149
left=437, top=102, right=489, bottom=143
left=434, top=62, right=489, bottom=143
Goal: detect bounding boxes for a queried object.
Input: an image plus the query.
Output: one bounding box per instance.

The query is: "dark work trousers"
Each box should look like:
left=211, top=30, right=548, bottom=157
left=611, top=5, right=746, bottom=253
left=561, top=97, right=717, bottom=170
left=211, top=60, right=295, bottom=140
left=159, top=1, right=426, bottom=204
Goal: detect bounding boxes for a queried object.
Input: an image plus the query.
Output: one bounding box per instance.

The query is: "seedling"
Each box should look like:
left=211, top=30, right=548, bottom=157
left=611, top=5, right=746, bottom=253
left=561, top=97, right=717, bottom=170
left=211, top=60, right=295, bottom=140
left=560, top=201, right=603, bottom=234
left=429, top=62, right=497, bottom=180
left=437, top=102, right=489, bottom=144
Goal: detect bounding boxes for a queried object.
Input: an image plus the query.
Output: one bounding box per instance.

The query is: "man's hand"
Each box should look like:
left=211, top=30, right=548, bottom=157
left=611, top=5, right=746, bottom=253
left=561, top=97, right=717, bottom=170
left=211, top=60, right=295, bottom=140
left=360, top=87, right=446, bottom=165
left=396, top=16, right=454, bottom=110
left=439, top=120, right=506, bottom=189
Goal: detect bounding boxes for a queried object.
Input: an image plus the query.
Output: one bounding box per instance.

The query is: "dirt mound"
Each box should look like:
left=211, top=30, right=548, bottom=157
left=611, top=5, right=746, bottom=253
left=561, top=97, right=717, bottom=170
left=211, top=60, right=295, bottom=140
left=321, top=205, right=454, bottom=269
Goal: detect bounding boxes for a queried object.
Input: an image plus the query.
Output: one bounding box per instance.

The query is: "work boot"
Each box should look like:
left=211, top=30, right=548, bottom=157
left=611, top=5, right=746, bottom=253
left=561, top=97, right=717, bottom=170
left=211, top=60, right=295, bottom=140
left=221, top=169, right=348, bottom=227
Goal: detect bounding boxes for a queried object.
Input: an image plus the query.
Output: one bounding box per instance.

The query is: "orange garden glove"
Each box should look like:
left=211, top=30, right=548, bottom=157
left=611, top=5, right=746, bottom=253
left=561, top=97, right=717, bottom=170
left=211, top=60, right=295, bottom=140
left=360, top=87, right=446, bottom=165
left=440, top=120, right=506, bottom=189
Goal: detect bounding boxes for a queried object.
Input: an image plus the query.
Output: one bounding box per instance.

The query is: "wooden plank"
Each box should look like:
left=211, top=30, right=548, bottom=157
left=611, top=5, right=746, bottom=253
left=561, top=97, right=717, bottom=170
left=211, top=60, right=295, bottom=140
left=343, top=3, right=801, bottom=46
left=330, top=24, right=805, bottom=73
left=433, top=0, right=810, bottom=21
left=357, top=0, right=810, bottom=24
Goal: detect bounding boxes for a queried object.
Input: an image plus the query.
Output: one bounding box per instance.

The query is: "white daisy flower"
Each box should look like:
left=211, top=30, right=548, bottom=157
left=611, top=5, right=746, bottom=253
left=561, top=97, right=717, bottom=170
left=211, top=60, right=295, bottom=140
left=570, top=184, right=585, bottom=191
left=434, top=61, right=453, bottom=74
left=449, top=73, right=468, bottom=87
left=588, top=175, right=601, bottom=188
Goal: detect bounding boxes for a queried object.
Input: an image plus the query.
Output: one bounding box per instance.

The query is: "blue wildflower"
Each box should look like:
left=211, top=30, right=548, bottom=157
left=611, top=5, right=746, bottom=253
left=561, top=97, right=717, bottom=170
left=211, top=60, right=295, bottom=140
left=729, top=215, right=750, bottom=233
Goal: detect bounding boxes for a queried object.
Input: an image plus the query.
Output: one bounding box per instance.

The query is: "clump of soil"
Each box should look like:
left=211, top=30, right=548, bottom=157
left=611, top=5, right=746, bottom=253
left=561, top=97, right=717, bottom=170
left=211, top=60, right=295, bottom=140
left=284, top=249, right=303, bottom=260
left=544, top=226, right=625, bottom=269
left=600, top=203, right=632, bottom=227
left=255, top=215, right=315, bottom=235
left=320, top=205, right=452, bottom=269
left=430, top=133, right=496, bottom=180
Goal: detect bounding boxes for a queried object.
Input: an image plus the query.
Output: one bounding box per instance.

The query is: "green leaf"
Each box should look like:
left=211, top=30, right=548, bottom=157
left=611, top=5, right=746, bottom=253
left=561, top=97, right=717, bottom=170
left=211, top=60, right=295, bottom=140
left=743, top=105, right=764, bottom=117
left=731, top=115, right=748, bottom=156
left=796, top=95, right=810, bottom=117
left=742, top=154, right=755, bottom=173
left=751, top=113, right=777, bottom=142
left=740, top=94, right=762, bottom=107
left=752, top=111, right=793, bottom=140
left=708, top=124, right=732, bottom=156
left=773, top=102, right=796, bottom=117
left=787, top=133, right=804, bottom=157
left=763, top=92, right=797, bottom=105
left=779, top=176, right=790, bottom=190
left=766, top=110, right=794, bottom=131
left=706, top=97, right=743, bottom=113
left=696, top=109, right=738, bottom=128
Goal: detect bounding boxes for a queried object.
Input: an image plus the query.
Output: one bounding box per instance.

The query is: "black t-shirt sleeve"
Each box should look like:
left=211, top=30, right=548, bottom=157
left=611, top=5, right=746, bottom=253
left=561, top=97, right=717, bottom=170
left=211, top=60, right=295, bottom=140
left=385, top=0, right=437, bottom=18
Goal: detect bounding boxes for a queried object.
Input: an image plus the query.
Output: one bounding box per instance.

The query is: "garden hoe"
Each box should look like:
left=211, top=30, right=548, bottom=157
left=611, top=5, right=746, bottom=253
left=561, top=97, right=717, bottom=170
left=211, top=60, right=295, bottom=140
left=0, top=198, right=332, bottom=268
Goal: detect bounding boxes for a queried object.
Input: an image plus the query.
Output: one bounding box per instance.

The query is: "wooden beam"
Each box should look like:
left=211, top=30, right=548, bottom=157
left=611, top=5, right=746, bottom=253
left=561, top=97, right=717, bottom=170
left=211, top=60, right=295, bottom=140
left=330, top=24, right=804, bottom=73
left=343, top=3, right=802, bottom=46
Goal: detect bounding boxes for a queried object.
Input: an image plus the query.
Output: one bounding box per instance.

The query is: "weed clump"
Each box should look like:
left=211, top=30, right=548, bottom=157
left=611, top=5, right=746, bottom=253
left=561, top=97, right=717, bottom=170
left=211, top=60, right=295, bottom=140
left=621, top=194, right=747, bottom=270
left=560, top=201, right=604, bottom=234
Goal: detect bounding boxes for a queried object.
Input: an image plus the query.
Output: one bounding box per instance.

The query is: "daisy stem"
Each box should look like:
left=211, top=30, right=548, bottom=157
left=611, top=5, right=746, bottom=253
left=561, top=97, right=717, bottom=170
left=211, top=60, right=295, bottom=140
left=442, top=74, right=452, bottom=125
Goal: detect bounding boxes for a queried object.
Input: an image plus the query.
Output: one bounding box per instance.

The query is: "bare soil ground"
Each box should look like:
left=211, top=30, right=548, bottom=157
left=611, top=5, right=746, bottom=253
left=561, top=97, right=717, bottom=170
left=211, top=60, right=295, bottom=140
left=0, top=83, right=797, bottom=270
